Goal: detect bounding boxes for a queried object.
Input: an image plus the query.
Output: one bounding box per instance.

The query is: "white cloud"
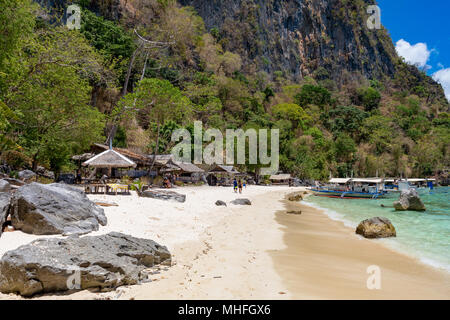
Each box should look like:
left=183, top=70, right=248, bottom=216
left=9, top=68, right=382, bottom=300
left=395, top=39, right=431, bottom=68
left=433, top=68, right=450, bottom=101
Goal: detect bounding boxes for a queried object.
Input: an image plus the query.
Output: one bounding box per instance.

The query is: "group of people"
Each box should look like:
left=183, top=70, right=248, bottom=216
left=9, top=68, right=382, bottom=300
left=233, top=178, right=246, bottom=193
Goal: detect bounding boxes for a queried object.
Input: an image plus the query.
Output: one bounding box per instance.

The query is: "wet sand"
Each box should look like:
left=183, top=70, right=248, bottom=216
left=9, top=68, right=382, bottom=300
left=271, top=195, right=450, bottom=299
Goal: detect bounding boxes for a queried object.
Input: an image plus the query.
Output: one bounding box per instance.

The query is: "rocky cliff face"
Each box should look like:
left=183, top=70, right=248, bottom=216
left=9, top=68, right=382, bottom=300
left=179, top=0, right=397, bottom=82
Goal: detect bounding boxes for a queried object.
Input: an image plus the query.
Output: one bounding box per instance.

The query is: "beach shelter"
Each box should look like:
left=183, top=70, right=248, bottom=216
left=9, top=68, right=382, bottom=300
left=207, top=165, right=240, bottom=186
left=269, top=174, right=292, bottom=185
left=82, top=148, right=137, bottom=177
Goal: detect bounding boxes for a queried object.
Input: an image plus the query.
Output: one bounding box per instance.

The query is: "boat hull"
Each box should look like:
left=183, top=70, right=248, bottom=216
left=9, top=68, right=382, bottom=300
left=310, top=189, right=386, bottom=199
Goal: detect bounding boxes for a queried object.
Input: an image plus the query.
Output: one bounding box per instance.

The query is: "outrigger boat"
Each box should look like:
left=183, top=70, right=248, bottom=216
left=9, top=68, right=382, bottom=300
left=309, top=178, right=387, bottom=199
left=384, top=178, right=436, bottom=195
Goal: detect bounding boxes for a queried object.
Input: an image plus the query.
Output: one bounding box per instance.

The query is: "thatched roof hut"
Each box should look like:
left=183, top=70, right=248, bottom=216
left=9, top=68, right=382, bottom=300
left=91, top=143, right=153, bottom=167
left=209, top=165, right=240, bottom=174
left=172, top=161, right=204, bottom=173
left=82, top=149, right=136, bottom=168
left=269, top=173, right=292, bottom=185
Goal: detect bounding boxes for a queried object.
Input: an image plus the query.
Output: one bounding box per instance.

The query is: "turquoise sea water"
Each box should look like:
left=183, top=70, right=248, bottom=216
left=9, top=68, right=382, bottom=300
left=304, top=187, right=450, bottom=271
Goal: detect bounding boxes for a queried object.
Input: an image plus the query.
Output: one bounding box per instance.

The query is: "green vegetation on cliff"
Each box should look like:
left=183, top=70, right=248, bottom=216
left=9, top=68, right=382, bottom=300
left=0, top=0, right=448, bottom=179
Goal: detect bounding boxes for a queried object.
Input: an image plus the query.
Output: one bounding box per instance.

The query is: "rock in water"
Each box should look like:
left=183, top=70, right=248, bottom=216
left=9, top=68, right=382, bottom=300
left=355, top=217, right=396, bottom=239
left=139, top=190, right=186, bottom=203
left=0, top=232, right=171, bottom=296
left=287, top=192, right=303, bottom=201
left=0, top=193, right=12, bottom=238
left=10, top=183, right=107, bottom=235
left=0, top=179, right=11, bottom=192
left=215, top=200, right=227, bottom=206
left=393, top=189, right=426, bottom=211
left=231, top=198, right=252, bottom=205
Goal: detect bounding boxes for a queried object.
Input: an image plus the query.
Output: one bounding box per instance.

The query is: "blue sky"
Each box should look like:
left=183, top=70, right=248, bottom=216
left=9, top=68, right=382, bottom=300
left=377, top=0, right=450, bottom=100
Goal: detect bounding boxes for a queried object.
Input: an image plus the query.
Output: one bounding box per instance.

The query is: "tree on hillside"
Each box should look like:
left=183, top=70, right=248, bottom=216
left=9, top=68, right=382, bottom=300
left=118, top=78, right=193, bottom=168
left=294, top=84, right=331, bottom=109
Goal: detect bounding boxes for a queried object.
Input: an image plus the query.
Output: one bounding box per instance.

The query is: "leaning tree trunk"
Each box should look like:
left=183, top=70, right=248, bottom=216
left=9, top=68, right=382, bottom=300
left=149, top=121, right=161, bottom=174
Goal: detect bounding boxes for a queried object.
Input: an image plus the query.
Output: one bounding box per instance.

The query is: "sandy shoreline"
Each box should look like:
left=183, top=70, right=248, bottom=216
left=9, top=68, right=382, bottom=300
left=273, top=196, right=450, bottom=299
left=0, top=185, right=448, bottom=300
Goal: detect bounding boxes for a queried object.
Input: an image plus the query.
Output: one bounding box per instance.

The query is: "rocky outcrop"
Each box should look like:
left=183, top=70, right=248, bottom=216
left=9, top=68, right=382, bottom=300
left=0, top=193, right=12, bottom=238
left=18, top=170, right=36, bottom=182
left=393, top=189, right=426, bottom=211
left=139, top=190, right=186, bottom=203
left=10, top=183, right=107, bottom=236
left=0, top=232, right=171, bottom=296
left=0, top=179, right=11, bottom=192
left=231, top=198, right=252, bottom=205
left=180, top=0, right=398, bottom=82
left=215, top=200, right=227, bottom=206
left=355, top=217, right=396, bottom=239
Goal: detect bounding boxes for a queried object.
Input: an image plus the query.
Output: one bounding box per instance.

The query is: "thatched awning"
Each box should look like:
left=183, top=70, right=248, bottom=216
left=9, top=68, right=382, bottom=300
left=82, top=149, right=136, bottom=168
left=209, top=165, right=239, bottom=174
left=173, top=161, right=204, bottom=173
left=72, top=153, right=95, bottom=161
left=270, top=174, right=292, bottom=180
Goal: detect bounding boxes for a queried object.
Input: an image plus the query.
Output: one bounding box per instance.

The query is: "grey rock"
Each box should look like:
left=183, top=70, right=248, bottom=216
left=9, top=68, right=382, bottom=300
left=18, top=170, right=36, bottom=181
left=3, top=178, right=25, bottom=187
left=393, top=189, right=426, bottom=211
left=215, top=200, right=227, bottom=207
left=0, top=179, right=11, bottom=192
left=36, top=166, right=55, bottom=180
left=231, top=198, right=252, bottom=205
left=0, top=232, right=171, bottom=296
left=10, top=183, right=107, bottom=236
left=0, top=193, right=12, bottom=238
left=356, top=217, right=396, bottom=239
left=139, top=190, right=186, bottom=203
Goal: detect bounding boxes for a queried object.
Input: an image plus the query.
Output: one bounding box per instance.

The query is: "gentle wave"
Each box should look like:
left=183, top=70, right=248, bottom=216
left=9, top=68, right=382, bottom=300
left=303, top=190, right=450, bottom=273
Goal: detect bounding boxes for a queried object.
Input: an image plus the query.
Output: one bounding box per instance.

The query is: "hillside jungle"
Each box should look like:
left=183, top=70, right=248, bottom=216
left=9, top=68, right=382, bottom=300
left=0, top=0, right=449, bottom=181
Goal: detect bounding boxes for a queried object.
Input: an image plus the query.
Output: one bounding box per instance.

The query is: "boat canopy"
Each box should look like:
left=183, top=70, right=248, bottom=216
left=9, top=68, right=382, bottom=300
left=407, top=178, right=426, bottom=182
left=351, top=178, right=383, bottom=184
left=329, top=178, right=352, bottom=184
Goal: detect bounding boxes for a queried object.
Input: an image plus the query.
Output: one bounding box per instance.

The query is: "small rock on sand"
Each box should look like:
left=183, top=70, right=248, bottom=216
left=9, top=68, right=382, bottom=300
left=215, top=200, right=227, bottom=206
left=231, top=198, right=252, bottom=205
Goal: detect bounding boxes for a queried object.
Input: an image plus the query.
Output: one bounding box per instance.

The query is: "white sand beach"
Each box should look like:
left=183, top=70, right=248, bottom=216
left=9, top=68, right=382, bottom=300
left=0, top=185, right=449, bottom=300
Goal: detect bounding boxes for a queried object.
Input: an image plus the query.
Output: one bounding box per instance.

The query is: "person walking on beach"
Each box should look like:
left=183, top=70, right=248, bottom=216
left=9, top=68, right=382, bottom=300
left=238, top=179, right=243, bottom=194
left=233, top=178, right=238, bottom=193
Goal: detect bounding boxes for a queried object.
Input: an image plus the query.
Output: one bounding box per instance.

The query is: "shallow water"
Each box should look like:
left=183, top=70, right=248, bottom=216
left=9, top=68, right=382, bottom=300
left=304, top=187, right=450, bottom=272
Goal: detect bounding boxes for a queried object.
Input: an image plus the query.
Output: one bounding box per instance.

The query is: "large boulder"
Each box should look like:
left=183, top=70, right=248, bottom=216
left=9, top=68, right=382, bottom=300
left=0, top=193, right=12, bottom=238
left=0, top=232, right=171, bottom=296
left=139, top=190, right=186, bottom=203
left=0, top=179, right=11, bottom=192
left=393, top=189, right=426, bottom=211
left=231, top=198, right=252, bottom=205
left=18, top=170, right=36, bottom=182
left=10, top=183, right=107, bottom=236
left=355, top=217, right=396, bottom=239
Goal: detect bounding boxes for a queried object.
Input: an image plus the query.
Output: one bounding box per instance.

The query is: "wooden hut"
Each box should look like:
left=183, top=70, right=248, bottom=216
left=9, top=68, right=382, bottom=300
left=82, top=149, right=136, bottom=178
left=269, top=174, right=292, bottom=185
left=207, top=165, right=240, bottom=186
left=170, top=161, right=205, bottom=183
